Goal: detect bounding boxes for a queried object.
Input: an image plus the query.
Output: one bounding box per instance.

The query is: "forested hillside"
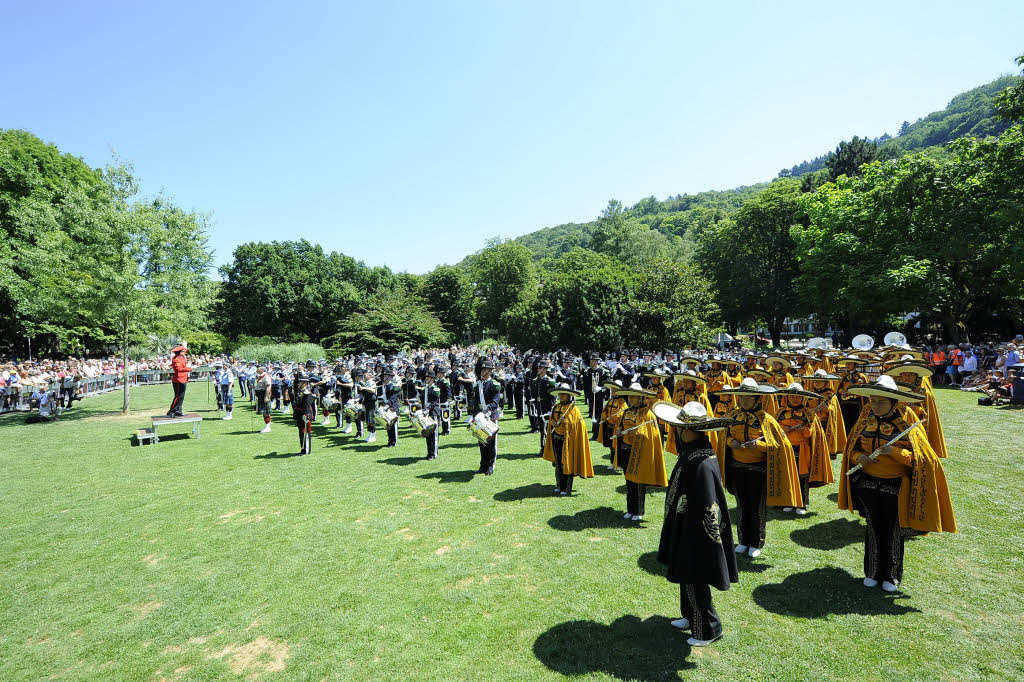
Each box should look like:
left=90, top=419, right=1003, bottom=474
left=507, top=75, right=1020, bottom=264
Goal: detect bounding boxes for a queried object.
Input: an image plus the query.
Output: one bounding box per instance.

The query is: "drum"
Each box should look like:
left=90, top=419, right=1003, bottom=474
left=468, top=412, right=499, bottom=444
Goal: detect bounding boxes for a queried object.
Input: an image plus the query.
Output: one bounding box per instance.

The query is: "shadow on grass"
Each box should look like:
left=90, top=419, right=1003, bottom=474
left=417, top=469, right=477, bottom=484
left=735, top=556, right=772, bottom=573
left=752, top=567, right=920, bottom=618
left=376, top=456, right=423, bottom=466
left=254, top=451, right=304, bottom=459
left=534, top=615, right=693, bottom=680
left=548, top=506, right=636, bottom=531
left=827, top=492, right=839, bottom=503
left=494, top=483, right=554, bottom=502
left=499, top=452, right=541, bottom=461
left=790, top=518, right=863, bottom=551
left=637, top=551, right=667, bottom=577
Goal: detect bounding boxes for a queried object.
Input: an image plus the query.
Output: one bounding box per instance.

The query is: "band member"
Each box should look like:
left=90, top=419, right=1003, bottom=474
left=837, top=356, right=870, bottom=436
left=614, top=383, right=667, bottom=522
left=167, top=344, right=190, bottom=417
left=468, top=359, right=502, bottom=475
left=436, top=367, right=453, bottom=435
left=450, top=361, right=465, bottom=421
left=654, top=400, right=740, bottom=647
left=666, top=370, right=713, bottom=455
left=422, top=370, right=441, bottom=460
left=543, top=384, right=594, bottom=495
left=334, top=365, right=355, bottom=431
left=358, top=371, right=377, bottom=443
left=725, top=359, right=744, bottom=386
left=533, top=359, right=557, bottom=455
left=292, top=372, right=317, bottom=455
left=645, top=368, right=671, bottom=437
left=712, top=378, right=801, bottom=558
left=512, top=361, right=526, bottom=420
left=838, top=375, right=957, bottom=591
left=384, top=368, right=402, bottom=448
left=256, top=365, right=273, bottom=433
left=765, top=356, right=794, bottom=389
left=597, top=380, right=627, bottom=471
left=583, top=353, right=610, bottom=436
left=775, top=382, right=834, bottom=515
left=805, top=369, right=846, bottom=458
left=217, top=362, right=235, bottom=420
left=705, top=357, right=732, bottom=406
left=712, top=386, right=735, bottom=419
left=883, top=357, right=947, bottom=458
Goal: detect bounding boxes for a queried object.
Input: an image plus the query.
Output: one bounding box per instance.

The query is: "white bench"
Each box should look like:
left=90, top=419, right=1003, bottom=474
left=150, top=413, right=202, bottom=443
left=135, top=428, right=156, bottom=445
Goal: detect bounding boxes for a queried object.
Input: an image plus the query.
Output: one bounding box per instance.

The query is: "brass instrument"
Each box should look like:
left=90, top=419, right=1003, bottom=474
left=883, top=331, right=908, bottom=347
left=852, top=334, right=875, bottom=352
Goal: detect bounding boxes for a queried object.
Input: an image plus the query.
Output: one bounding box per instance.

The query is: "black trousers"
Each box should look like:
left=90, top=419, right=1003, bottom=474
left=552, top=435, right=573, bottom=493
left=619, top=444, right=645, bottom=515
left=538, top=414, right=549, bottom=455
left=514, top=389, right=524, bottom=419
left=169, top=381, right=186, bottom=415
left=798, top=473, right=810, bottom=510
left=854, top=476, right=906, bottom=585
left=681, top=583, right=722, bottom=642
left=440, top=408, right=451, bottom=435
left=425, top=426, right=439, bottom=458
left=591, top=392, right=605, bottom=439
left=478, top=433, right=497, bottom=473
left=729, top=463, right=767, bottom=548
left=386, top=420, right=398, bottom=446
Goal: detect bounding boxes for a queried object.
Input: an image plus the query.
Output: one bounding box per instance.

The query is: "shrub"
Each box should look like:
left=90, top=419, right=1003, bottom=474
left=232, top=343, right=327, bottom=365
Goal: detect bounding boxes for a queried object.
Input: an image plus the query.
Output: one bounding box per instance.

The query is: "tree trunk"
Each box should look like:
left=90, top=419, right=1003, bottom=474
left=122, top=315, right=131, bottom=415
left=938, top=312, right=967, bottom=345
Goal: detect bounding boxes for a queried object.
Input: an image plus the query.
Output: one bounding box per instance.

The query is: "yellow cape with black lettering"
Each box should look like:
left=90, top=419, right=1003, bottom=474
left=838, top=407, right=956, bottom=534
left=713, top=409, right=803, bottom=508
left=543, top=402, right=594, bottom=478
left=622, top=407, right=668, bottom=487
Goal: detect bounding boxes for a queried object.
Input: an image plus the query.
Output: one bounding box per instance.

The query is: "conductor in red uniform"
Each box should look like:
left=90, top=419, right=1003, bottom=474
left=168, top=344, right=191, bottom=416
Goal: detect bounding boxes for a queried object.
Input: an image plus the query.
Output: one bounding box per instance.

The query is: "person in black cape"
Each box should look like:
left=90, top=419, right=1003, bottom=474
left=653, top=399, right=740, bottom=647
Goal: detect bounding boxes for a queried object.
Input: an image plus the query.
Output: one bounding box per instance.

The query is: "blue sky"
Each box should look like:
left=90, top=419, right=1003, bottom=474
left=4, top=1, right=1023, bottom=274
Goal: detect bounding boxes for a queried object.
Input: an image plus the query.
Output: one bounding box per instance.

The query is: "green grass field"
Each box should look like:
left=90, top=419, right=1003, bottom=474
left=1, top=383, right=1022, bottom=681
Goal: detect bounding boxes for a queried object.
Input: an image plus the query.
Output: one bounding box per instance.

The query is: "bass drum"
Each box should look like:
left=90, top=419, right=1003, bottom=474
left=441, top=406, right=451, bottom=422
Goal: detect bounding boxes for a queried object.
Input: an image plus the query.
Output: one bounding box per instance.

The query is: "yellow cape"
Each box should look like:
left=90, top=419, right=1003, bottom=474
left=543, top=403, right=594, bottom=478
left=778, top=407, right=833, bottom=486
left=622, top=407, right=668, bottom=487
left=714, top=409, right=803, bottom=508
left=838, top=406, right=957, bottom=534
left=596, top=396, right=626, bottom=443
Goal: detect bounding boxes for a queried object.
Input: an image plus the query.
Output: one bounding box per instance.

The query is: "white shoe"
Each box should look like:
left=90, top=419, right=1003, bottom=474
left=365, top=434, right=376, bottom=443
left=259, top=425, right=271, bottom=434
left=670, top=618, right=690, bottom=630
left=624, top=512, right=633, bottom=519
left=687, top=636, right=718, bottom=647
left=863, top=578, right=878, bottom=588
left=748, top=547, right=761, bottom=558
left=632, top=515, right=643, bottom=521
left=343, top=425, right=352, bottom=434
left=560, top=492, right=569, bottom=496
left=882, top=581, right=898, bottom=593
left=554, top=488, right=561, bottom=494
left=795, top=508, right=807, bottom=516
left=735, top=544, right=748, bottom=554
left=321, top=417, right=330, bottom=426
left=782, top=507, right=794, bottom=512
left=223, top=413, right=232, bottom=420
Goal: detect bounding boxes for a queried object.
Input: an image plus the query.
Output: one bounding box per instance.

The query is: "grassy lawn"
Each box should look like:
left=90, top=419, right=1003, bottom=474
left=1, top=383, right=1022, bottom=681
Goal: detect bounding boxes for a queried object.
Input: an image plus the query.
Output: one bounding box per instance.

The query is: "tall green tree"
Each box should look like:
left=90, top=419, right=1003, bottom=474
left=825, top=136, right=878, bottom=181
left=322, top=289, right=450, bottom=356
left=796, top=126, right=1024, bottom=343
left=696, top=179, right=805, bottom=345
left=422, top=265, right=475, bottom=339
left=996, top=53, right=1024, bottom=121
left=623, top=258, right=720, bottom=349
left=467, top=238, right=538, bottom=336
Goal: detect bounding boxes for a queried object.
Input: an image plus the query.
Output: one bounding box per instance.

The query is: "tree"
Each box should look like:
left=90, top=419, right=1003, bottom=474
left=696, top=179, right=805, bottom=346
left=898, top=121, right=911, bottom=136
left=466, top=238, right=538, bottom=335
left=995, top=53, right=1024, bottom=121
left=502, top=249, right=634, bottom=352
left=796, top=125, right=1024, bottom=343
left=623, top=258, right=720, bottom=349
left=322, top=289, right=450, bottom=355
left=422, top=265, right=475, bottom=339
left=825, top=136, right=878, bottom=181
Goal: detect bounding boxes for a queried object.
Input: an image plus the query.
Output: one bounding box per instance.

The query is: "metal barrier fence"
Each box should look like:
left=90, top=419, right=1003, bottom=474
left=0, top=369, right=215, bottom=414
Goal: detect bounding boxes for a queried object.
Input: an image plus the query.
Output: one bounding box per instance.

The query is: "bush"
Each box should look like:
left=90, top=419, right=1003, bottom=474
left=476, top=338, right=501, bottom=352
left=187, top=331, right=228, bottom=355
left=232, top=343, right=327, bottom=365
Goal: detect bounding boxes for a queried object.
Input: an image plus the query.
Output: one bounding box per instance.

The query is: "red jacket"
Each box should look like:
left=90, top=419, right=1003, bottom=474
left=172, top=355, right=191, bottom=383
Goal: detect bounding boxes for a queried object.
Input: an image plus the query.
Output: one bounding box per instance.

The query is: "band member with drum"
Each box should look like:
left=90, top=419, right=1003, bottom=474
left=838, top=375, right=957, bottom=592
left=468, top=359, right=502, bottom=475
left=422, top=370, right=442, bottom=460
left=357, top=370, right=378, bottom=443
left=712, top=378, right=801, bottom=558
left=654, top=400, right=740, bottom=647
left=256, top=364, right=273, bottom=434
left=334, top=364, right=355, bottom=431
left=543, top=383, right=594, bottom=495
left=383, top=367, right=402, bottom=448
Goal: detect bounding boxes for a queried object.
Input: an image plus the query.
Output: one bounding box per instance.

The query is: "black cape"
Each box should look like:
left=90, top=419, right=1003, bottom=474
left=657, top=435, right=739, bottom=591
